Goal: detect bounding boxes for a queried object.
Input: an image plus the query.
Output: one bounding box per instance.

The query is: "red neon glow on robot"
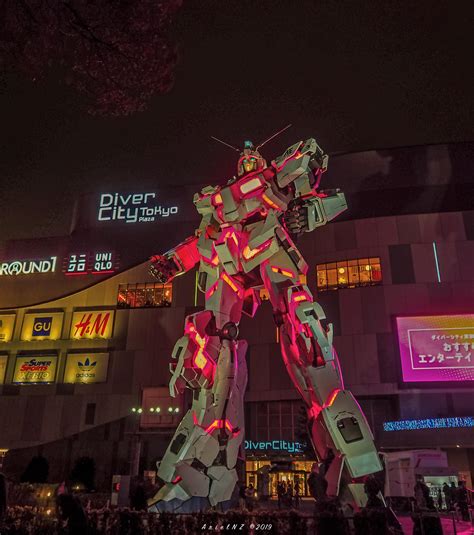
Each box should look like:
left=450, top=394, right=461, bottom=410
left=148, top=137, right=382, bottom=512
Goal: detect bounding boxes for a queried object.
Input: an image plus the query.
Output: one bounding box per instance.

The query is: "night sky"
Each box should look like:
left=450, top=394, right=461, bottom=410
left=0, top=0, right=473, bottom=240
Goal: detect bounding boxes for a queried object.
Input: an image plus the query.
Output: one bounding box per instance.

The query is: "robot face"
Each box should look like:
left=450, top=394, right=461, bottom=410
left=242, top=157, right=258, bottom=173
left=237, top=144, right=266, bottom=176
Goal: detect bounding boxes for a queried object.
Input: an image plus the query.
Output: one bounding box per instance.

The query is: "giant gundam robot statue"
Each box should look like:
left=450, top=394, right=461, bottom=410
left=148, top=133, right=382, bottom=512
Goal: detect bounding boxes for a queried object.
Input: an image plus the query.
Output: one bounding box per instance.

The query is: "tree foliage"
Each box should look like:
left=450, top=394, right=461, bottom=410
left=70, top=455, right=96, bottom=491
left=20, top=455, right=49, bottom=483
left=0, top=0, right=182, bottom=116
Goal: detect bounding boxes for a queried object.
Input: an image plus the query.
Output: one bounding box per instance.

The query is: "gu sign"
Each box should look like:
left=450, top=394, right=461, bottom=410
left=0, top=256, right=57, bottom=276
left=70, top=310, right=115, bottom=340
left=21, top=312, right=64, bottom=342
left=97, top=192, right=179, bottom=224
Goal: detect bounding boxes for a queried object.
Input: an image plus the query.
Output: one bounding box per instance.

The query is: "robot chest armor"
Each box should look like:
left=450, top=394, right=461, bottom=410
left=212, top=173, right=268, bottom=224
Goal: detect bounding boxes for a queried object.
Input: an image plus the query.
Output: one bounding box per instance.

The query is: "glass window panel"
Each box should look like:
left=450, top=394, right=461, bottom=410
left=269, top=414, right=280, bottom=427
left=370, top=261, right=382, bottom=282
left=145, top=287, right=155, bottom=306
left=117, top=285, right=128, bottom=307
left=317, top=267, right=327, bottom=289
left=268, top=428, right=280, bottom=439
left=336, top=261, right=348, bottom=287
left=281, top=413, right=292, bottom=427
left=327, top=268, right=338, bottom=288
left=358, top=260, right=371, bottom=284
left=269, top=402, right=280, bottom=414
left=281, top=427, right=293, bottom=440
left=135, top=288, right=146, bottom=307
left=348, top=265, right=360, bottom=286
left=126, top=288, right=136, bottom=307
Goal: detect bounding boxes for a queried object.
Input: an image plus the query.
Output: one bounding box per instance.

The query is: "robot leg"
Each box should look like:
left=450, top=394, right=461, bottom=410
left=148, top=309, right=247, bottom=513
left=279, top=284, right=382, bottom=494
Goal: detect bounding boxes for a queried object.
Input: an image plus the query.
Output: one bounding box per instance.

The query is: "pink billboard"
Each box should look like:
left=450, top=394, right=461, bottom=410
left=396, top=315, right=474, bottom=383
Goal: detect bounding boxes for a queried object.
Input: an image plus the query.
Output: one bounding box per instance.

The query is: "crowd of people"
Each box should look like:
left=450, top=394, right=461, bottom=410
left=442, top=480, right=470, bottom=519
left=414, top=475, right=470, bottom=520
left=276, top=480, right=301, bottom=509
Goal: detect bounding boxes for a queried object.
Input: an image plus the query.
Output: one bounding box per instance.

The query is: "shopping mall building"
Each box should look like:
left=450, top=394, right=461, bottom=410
left=0, top=142, right=473, bottom=498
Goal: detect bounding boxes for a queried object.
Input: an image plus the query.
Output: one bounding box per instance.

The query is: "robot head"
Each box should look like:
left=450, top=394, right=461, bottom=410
left=237, top=140, right=266, bottom=176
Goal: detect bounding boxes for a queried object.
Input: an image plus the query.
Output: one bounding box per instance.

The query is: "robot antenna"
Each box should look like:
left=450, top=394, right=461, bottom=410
left=210, top=136, right=240, bottom=153
left=256, top=124, right=292, bottom=151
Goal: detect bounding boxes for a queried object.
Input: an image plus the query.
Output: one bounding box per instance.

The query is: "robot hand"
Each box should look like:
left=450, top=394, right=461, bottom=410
left=282, top=198, right=310, bottom=236
left=150, top=255, right=180, bottom=283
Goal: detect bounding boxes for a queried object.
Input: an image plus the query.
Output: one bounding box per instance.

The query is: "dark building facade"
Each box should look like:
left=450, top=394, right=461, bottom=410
left=0, top=142, right=473, bottom=495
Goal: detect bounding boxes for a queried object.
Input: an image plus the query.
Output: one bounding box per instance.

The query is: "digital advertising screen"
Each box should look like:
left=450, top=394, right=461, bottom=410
left=396, top=314, right=474, bottom=383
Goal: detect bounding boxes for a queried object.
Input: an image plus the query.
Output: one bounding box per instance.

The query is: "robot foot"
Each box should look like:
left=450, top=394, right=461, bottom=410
left=148, top=493, right=210, bottom=513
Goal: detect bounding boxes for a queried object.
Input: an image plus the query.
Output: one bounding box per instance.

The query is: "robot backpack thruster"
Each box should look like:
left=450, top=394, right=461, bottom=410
left=148, top=135, right=382, bottom=512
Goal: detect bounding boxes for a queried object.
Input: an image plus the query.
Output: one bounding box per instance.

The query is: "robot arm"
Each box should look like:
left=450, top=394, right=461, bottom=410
left=150, top=234, right=200, bottom=283
left=283, top=190, right=347, bottom=235
left=274, top=138, right=347, bottom=235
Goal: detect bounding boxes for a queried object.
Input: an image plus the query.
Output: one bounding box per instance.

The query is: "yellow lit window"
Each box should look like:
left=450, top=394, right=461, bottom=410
left=316, top=257, right=383, bottom=291
left=117, top=282, right=173, bottom=308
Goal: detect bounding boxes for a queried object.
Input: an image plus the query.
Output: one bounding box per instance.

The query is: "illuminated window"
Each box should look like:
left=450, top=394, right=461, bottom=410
left=117, top=282, right=173, bottom=308
left=316, top=257, right=382, bottom=291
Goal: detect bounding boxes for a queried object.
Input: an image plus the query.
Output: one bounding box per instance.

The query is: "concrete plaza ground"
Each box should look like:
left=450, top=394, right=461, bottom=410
left=251, top=497, right=473, bottom=534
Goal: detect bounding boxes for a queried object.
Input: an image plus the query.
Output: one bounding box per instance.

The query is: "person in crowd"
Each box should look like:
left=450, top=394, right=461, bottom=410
left=457, top=481, right=469, bottom=521
left=294, top=479, right=301, bottom=509
left=437, top=488, right=443, bottom=511
left=239, top=483, right=247, bottom=510
left=277, top=481, right=284, bottom=509
left=129, top=476, right=147, bottom=511
left=307, top=463, right=328, bottom=502
left=245, top=483, right=256, bottom=512
left=286, top=481, right=293, bottom=508
left=450, top=481, right=457, bottom=509
left=443, top=482, right=452, bottom=511
left=364, top=474, right=384, bottom=508
left=414, top=475, right=435, bottom=510
left=56, top=493, right=88, bottom=535
left=0, top=473, right=7, bottom=524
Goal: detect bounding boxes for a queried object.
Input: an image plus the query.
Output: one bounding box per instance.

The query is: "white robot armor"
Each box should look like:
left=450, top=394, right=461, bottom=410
left=148, top=137, right=382, bottom=512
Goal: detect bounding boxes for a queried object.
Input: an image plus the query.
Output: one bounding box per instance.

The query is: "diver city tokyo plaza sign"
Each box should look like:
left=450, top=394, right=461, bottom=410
left=97, top=192, right=179, bottom=224
left=0, top=256, right=57, bottom=276
left=244, top=440, right=306, bottom=454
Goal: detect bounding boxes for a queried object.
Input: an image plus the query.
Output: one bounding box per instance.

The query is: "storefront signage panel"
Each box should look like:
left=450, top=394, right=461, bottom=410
left=13, top=355, right=58, bottom=384
left=97, top=192, right=179, bottom=224
left=0, top=314, right=15, bottom=342
left=21, top=312, right=64, bottom=341
left=244, top=440, right=305, bottom=453
left=64, top=353, right=109, bottom=384
left=0, top=355, right=8, bottom=384
left=70, top=310, right=115, bottom=340
left=63, top=251, right=119, bottom=276
left=0, top=256, right=57, bottom=276
left=396, top=315, right=474, bottom=382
